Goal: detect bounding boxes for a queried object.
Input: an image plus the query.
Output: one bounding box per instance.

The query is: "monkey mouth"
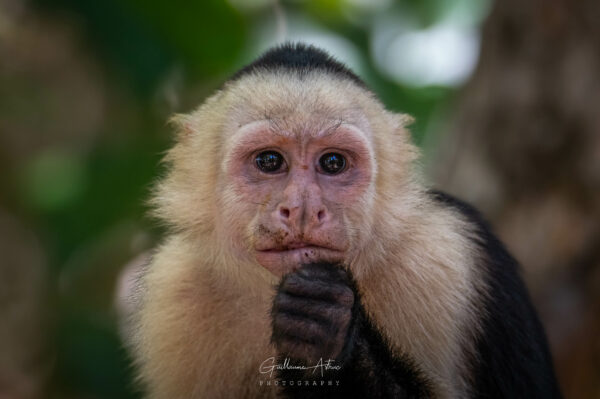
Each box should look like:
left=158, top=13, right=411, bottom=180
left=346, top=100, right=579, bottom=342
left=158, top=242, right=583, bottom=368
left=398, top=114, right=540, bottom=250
left=261, top=242, right=329, bottom=251
left=255, top=244, right=344, bottom=276
left=257, top=239, right=345, bottom=255
left=257, top=245, right=336, bottom=256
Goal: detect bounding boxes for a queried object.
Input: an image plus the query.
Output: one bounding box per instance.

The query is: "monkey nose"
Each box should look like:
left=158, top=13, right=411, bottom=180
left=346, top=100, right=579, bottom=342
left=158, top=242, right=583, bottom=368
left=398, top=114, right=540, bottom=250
left=279, top=207, right=291, bottom=219
left=277, top=205, right=327, bottom=227
left=278, top=205, right=299, bottom=224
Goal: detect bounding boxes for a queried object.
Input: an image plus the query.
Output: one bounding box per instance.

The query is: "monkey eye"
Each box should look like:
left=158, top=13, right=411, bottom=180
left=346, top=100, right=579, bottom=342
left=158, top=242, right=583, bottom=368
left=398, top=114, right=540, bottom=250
left=255, top=150, right=285, bottom=173
left=319, top=153, right=346, bottom=175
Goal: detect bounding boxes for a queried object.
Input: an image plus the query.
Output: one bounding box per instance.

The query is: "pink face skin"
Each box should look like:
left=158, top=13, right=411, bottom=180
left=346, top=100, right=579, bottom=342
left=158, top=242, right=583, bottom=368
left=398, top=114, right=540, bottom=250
left=225, top=119, right=374, bottom=277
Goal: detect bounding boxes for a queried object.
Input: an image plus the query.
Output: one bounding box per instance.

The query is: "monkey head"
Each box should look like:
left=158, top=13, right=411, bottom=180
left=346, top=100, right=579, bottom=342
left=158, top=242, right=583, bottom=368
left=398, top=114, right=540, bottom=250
left=220, top=76, right=380, bottom=276
left=152, top=63, right=417, bottom=280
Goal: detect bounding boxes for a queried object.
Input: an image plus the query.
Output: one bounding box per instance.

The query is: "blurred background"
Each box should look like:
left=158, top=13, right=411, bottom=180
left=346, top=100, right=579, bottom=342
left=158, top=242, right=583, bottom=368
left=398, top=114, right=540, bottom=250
left=0, top=0, right=599, bottom=397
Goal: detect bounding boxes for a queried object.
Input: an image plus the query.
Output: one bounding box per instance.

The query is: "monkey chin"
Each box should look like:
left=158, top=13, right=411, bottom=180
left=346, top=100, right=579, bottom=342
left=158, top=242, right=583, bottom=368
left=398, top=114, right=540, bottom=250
left=255, top=246, right=345, bottom=277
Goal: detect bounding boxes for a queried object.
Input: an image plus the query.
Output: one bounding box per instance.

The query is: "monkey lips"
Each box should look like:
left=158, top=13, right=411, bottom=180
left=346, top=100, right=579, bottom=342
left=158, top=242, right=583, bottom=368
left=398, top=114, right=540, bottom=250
left=255, top=242, right=345, bottom=276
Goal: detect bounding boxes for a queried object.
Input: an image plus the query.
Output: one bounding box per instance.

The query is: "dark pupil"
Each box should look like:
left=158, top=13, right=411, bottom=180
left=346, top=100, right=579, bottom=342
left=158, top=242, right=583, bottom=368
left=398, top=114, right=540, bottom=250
left=320, top=153, right=345, bottom=174
left=256, top=151, right=283, bottom=173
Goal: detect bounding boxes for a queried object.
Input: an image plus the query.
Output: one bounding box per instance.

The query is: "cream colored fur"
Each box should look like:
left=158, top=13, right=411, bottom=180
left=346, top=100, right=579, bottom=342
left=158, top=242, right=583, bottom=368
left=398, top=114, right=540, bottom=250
left=129, top=70, right=486, bottom=398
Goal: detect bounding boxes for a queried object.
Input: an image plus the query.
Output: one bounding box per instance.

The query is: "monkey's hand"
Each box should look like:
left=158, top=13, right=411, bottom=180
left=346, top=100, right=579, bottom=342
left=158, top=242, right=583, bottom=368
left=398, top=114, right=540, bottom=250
left=271, top=262, right=356, bottom=365
left=270, top=262, right=431, bottom=398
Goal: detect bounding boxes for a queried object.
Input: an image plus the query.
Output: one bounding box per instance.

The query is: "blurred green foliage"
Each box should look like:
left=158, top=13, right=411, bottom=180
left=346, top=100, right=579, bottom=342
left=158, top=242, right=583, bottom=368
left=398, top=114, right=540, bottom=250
left=1, top=0, right=488, bottom=397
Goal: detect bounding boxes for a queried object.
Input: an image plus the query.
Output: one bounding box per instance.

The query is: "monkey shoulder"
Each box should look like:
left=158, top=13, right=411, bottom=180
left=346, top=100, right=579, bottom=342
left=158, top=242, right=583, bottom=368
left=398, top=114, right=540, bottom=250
left=428, top=190, right=562, bottom=398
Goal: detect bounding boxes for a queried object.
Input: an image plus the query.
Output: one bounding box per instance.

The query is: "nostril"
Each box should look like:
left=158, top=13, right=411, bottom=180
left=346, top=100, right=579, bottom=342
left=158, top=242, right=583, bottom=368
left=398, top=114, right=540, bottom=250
left=280, top=208, right=290, bottom=219
left=317, top=210, right=325, bottom=221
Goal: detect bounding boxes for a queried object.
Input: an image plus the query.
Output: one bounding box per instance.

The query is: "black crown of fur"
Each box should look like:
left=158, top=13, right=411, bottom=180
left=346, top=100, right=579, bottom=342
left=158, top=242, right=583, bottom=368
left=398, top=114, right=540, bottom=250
left=229, top=42, right=365, bottom=87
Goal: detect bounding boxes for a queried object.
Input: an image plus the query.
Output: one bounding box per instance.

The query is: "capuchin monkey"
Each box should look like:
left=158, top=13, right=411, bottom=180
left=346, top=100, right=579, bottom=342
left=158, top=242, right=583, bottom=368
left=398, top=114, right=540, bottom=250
left=128, top=43, right=562, bottom=398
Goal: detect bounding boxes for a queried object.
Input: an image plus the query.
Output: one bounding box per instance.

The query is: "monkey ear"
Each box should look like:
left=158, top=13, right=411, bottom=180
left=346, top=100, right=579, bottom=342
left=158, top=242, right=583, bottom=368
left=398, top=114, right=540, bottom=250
left=396, top=113, right=415, bottom=128
left=168, top=114, right=197, bottom=141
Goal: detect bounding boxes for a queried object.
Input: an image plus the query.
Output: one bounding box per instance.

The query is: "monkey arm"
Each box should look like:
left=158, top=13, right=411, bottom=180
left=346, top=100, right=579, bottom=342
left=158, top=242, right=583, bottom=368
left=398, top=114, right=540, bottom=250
left=271, top=263, right=431, bottom=398
left=324, top=303, right=432, bottom=399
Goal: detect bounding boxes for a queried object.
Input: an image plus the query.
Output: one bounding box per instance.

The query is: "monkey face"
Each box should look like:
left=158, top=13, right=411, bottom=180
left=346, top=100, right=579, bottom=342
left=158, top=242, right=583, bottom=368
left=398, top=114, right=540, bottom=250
left=221, top=93, right=375, bottom=276
left=152, top=72, right=417, bottom=281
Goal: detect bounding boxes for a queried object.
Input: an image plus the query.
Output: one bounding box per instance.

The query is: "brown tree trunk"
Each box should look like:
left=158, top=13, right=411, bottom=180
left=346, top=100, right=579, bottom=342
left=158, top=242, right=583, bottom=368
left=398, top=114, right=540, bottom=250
left=430, top=0, right=600, bottom=397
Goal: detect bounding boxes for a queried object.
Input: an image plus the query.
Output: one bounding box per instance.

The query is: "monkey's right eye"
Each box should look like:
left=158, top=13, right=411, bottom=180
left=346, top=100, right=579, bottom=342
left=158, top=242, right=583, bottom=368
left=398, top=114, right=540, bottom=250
left=255, top=151, right=285, bottom=173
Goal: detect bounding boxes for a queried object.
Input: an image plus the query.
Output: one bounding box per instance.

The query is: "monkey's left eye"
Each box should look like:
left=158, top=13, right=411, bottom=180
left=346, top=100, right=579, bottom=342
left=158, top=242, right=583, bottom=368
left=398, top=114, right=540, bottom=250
left=255, top=151, right=285, bottom=173
left=319, top=153, right=346, bottom=175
